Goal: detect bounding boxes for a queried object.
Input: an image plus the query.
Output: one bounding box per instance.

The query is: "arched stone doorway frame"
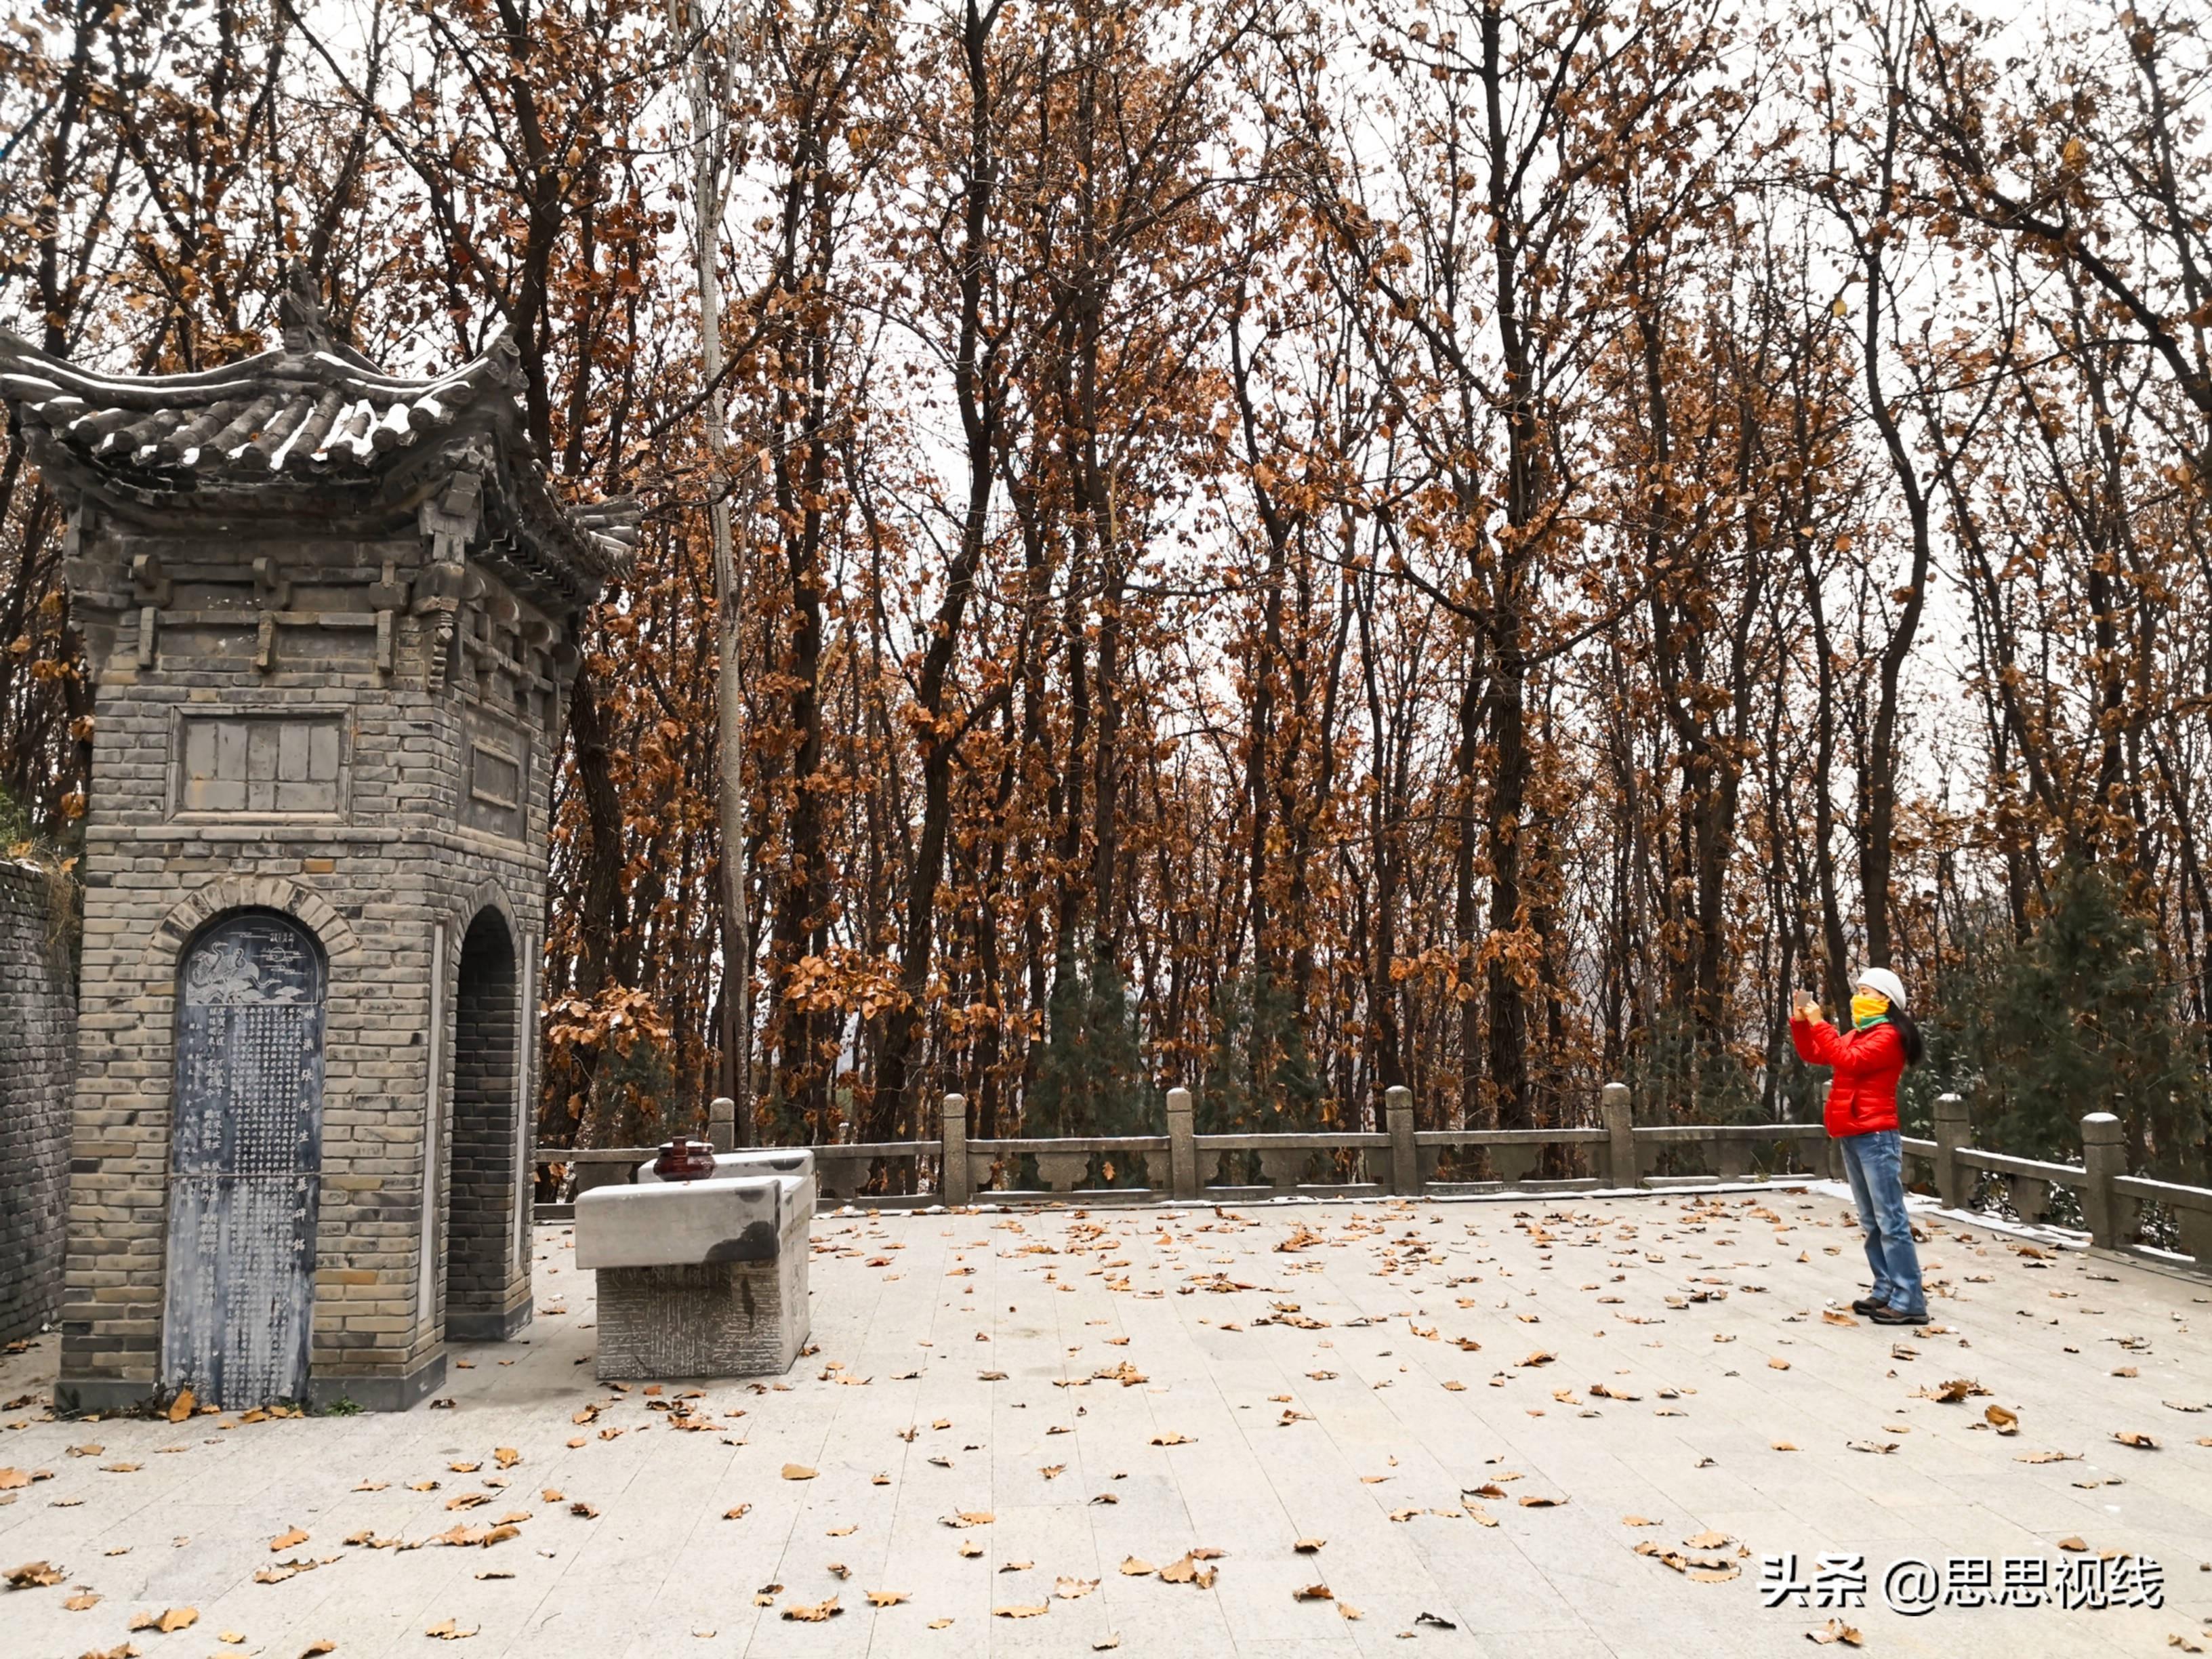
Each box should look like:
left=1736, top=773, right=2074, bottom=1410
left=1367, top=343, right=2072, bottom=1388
left=437, top=883, right=535, bottom=1343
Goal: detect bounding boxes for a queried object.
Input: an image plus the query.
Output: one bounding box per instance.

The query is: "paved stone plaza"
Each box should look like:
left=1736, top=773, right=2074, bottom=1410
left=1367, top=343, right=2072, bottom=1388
left=2, top=1185, right=2207, bottom=1657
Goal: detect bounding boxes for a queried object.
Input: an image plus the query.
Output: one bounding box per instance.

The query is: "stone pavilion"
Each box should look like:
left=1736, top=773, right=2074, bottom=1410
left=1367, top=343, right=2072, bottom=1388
left=0, top=272, right=635, bottom=1410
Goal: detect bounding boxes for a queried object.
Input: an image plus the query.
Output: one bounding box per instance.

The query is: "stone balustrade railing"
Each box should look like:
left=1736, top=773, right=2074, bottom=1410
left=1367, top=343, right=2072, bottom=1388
left=1901, top=1094, right=2212, bottom=1265
left=537, top=1081, right=1826, bottom=1205
left=534, top=1084, right=2211, bottom=1277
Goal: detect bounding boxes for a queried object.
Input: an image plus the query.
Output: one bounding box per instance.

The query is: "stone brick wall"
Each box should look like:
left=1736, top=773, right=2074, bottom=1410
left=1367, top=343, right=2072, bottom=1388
left=0, top=860, right=75, bottom=1343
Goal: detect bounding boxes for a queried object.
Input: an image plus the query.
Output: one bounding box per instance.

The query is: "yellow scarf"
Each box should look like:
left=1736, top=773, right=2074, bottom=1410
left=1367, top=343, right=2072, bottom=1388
left=1851, top=991, right=1889, bottom=1030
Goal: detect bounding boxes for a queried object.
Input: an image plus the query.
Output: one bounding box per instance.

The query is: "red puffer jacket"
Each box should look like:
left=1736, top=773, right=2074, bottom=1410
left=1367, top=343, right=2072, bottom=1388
left=1790, top=1015, right=1905, bottom=1137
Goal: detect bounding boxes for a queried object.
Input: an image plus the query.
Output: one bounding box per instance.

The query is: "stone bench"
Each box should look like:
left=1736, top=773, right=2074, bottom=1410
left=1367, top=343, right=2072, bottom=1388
left=574, top=1149, right=813, bottom=1380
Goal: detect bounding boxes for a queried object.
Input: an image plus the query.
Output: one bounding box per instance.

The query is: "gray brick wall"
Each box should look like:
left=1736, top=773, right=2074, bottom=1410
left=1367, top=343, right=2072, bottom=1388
left=0, top=860, right=75, bottom=1343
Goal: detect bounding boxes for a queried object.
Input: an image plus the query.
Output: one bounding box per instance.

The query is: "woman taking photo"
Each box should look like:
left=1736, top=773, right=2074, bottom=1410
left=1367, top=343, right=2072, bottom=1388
left=1790, top=966, right=1929, bottom=1326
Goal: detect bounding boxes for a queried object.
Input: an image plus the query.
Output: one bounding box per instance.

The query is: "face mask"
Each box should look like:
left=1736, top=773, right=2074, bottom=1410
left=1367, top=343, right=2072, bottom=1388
left=1851, top=991, right=1889, bottom=1029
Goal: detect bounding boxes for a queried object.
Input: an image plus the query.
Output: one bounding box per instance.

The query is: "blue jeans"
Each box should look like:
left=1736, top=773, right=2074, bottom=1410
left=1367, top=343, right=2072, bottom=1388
left=1839, top=1129, right=1926, bottom=1318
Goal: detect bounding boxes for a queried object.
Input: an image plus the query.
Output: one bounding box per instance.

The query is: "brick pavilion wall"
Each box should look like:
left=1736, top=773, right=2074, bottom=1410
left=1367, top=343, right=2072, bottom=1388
left=0, top=859, right=76, bottom=1343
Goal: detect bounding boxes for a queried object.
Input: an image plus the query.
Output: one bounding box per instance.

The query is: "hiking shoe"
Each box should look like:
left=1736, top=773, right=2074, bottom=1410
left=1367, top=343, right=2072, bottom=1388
left=1849, top=1296, right=1885, bottom=1317
left=1868, top=1305, right=1927, bottom=1326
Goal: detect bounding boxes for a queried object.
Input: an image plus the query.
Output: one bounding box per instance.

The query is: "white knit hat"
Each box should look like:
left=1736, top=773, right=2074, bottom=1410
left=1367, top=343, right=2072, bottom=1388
left=1854, top=966, right=1908, bottom=1010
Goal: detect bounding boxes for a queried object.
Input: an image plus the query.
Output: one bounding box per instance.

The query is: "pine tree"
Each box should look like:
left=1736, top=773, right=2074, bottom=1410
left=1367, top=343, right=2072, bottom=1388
left=1200, top=971, right=1323, bottom=1132
left=1027, top=952, right=1148, bottom=1141
left=1946, top=862, right=2208, bottom=1179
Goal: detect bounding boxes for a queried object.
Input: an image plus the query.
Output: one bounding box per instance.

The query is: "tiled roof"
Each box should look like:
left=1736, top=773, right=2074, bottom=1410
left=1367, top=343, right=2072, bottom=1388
left=0, top=282, right=637, bottom=599
left=0, top=329, right=527, bottom=480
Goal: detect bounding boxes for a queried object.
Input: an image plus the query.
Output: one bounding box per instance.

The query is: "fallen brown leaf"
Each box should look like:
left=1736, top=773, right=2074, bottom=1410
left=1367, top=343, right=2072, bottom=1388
left=1807, top=1616, right=1863, bottom=1646
left=424, top=1620, right=478, bottom=1641
left=993, top=1602, right=1048, bottom=1618
left=5, top=1560, right=64, bottom=1588
left=782, top=1597, right=842, bottom=1622
left=127, top=1607, right=198, bottom=1633
left=1155, top=1552, right=1217, bottom=1589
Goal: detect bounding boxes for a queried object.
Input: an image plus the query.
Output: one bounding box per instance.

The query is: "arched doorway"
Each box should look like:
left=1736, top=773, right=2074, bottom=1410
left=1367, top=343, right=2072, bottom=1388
left=445, top=907, right=519, bottom=1338
left=161, top=909, right=326, bottom=1407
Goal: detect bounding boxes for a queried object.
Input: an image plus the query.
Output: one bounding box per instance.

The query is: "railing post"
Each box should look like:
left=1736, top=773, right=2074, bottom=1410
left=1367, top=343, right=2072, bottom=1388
left=1165, top=1087, right=1198, bottom=1200
left=941, top=1092, right=970, bottom=1206
left=1387, top=1085, right=1420, bottom=1196
left=2080, top=1110, right=2125, bottom=1250
left=1824, top=1082, right=1845, bottom=1181
left=707, top=1095, right=736, bottom=1153
left=1602, top=1082, right=1637, bottom=1189
left=1932, top=1092, right=1968, bottom=1210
